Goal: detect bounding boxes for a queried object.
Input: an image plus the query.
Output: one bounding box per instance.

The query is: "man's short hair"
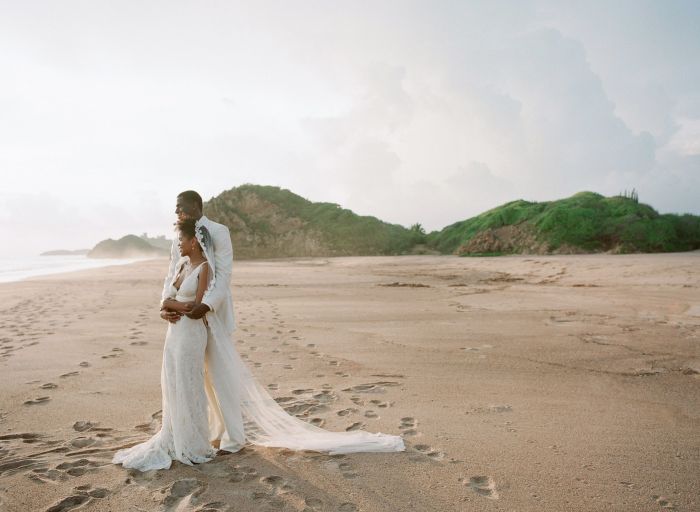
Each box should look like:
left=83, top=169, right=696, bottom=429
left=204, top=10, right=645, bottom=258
left=178, top=190, right=203, bottom=210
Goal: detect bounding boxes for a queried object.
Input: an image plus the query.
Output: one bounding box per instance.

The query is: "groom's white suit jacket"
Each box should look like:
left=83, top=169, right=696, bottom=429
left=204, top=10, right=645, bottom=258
left=161, top=215, right=236, bottom=336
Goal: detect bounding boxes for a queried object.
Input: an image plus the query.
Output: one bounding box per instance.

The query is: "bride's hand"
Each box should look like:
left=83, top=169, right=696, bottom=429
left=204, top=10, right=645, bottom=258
left=160, top=309, right=182, bottom=323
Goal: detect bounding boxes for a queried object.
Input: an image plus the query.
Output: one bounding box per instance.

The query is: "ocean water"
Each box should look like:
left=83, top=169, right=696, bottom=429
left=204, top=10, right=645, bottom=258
left=0, top=255, right=151, bottom=283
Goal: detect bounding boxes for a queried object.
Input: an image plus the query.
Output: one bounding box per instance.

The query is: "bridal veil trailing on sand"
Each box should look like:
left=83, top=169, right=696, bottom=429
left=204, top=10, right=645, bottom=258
left=204, top=311, right=406, bottom=455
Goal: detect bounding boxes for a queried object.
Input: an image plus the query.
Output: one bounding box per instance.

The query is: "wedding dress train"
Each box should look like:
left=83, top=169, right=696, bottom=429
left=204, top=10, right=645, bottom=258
left=112, top=261, right=405, bottom=472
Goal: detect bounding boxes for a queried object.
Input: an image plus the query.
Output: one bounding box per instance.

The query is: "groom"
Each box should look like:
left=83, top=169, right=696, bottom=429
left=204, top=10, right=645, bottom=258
left=159, top=190, right=234, bottom=333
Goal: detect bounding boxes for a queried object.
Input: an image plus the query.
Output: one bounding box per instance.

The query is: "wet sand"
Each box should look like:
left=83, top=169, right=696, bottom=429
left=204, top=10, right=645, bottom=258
left=0, top=253, right=698, bottom=511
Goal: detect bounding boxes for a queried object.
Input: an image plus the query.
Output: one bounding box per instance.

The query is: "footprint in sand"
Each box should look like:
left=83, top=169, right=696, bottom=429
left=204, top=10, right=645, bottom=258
left=338, top=461, right=358, bottom=479
left=364, top=410, right=379, bottom=419
left=460, top=475, right=499, bottom=499
left=413, top=443, right=445, bottom=460
left=39, top=383, right=58, bottom=389
left=341, top=381, right=401, bottom=394
left=70, top=437, right=97, bottom=448
left=45, top=495, right=91, bottom=512
left=652, top=495, right=676, bottom=509
left=102, top=347, right=124, bottom=359
left=260, top=474, right=292, bottom=491
left=129, top=340, right=147, bottom=346
left=60, top=371, right=80, bottom=378
left=228, top=465, right=258, bottom=483
left=23, top=396, right=51, bottom=406
left=162, top=479, right=208, bottom=510
left=78, top=362, right=90, bottom=367
left=73, top=421, right=97, bottom=432
left=255, top=474, right=294, bottom=508
left=304, top=496, right=324, bottom=509
left=349, top=396, right=365, bottom=406
left=72, top=483, right=110, bottom=499
left=369, top=399, right=390, bottom=408
left=338, top=503, right=359, bottom=512
left=307, top=451, right=353, bottom=478
left=276, top=391, right=335, bottom=417
left=267, top=383, right=279, bottom=390
left=27, top=464, right=70, bottom=484
left=336, top=408, right=358, bottom=417
left=399, top=417, right=419, bottom=436
left=55, top=458, right=101, bottom=477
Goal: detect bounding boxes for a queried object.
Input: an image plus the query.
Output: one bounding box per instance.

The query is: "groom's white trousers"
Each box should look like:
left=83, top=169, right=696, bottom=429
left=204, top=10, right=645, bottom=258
left=203, top=324, right=246, bottom=452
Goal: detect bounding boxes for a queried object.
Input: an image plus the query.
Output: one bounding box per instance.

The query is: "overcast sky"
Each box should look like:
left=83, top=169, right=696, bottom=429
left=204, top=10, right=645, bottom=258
left=1, top=0, right=698, bottom=255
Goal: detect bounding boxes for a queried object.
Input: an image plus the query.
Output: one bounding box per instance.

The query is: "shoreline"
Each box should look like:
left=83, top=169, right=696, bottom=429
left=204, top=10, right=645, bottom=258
left=0, top=256, right=166, bottom=285
left=8, top=248, right=700, bottom=282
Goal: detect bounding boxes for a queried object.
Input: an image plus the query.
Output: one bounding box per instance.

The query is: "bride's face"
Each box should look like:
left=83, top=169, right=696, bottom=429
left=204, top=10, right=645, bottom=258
left=178, top=232, right=197, bottom=257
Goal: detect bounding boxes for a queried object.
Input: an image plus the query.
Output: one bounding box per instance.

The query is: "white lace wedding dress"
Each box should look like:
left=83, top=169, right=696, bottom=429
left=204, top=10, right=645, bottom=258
left=112, top=259, right=405, bottom=472
left=112, top=261, right=218, bottom=470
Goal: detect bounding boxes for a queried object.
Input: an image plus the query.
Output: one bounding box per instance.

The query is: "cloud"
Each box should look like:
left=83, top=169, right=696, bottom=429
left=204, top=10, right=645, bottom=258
left=0, top=1, right=698, bottom=248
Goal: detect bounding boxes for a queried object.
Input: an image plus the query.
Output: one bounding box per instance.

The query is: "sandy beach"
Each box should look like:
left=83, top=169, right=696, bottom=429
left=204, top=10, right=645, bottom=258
left=0, top=253, right=697, bottom=511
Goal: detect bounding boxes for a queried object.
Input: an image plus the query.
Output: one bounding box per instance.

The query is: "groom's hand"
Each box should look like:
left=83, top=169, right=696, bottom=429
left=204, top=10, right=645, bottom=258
left=160, top=309, right=182, bottom=323
left=186, top=303, right=210, bottom=320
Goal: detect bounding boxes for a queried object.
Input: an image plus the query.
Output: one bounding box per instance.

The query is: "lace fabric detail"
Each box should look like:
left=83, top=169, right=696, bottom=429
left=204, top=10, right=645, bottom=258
left=194, top=223, right=217, bottom=299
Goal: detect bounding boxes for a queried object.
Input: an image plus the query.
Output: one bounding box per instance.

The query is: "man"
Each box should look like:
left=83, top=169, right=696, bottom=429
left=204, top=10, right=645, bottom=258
left=160, top=190, right=243, bottom=452
left=160, top=190, right=235, bottom=336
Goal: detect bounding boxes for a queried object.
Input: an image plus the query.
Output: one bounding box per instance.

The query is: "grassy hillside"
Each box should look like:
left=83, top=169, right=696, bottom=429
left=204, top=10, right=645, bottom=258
left=203, top=184, right=426, bottom=259
left=426, top=191, right=700, bottom=256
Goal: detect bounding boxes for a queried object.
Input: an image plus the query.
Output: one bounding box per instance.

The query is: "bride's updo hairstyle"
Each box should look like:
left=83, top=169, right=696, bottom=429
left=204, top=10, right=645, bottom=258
left=176, top=217, right=197, bottom=239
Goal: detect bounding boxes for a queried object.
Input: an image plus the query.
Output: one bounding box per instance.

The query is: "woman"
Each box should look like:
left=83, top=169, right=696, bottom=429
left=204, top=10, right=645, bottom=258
left=112, top=217, right=218, bottom=470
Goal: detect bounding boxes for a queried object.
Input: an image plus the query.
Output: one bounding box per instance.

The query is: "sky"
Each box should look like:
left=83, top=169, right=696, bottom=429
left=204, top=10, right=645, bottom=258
left=1, top=0, right=698, bottom=256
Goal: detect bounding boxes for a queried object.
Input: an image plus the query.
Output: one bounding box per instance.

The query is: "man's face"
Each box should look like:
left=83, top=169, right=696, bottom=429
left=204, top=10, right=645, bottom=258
left=175, top=196, right=197, bottom=221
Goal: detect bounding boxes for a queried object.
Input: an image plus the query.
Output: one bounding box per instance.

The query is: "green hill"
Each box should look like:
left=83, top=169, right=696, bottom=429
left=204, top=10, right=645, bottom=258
left=426, top=191, right=700, bottom=256
left=203, top=184, right=427, bottom=259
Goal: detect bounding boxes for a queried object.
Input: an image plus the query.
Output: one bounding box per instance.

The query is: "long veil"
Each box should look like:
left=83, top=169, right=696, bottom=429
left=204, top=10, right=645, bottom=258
left=195, top=224, right=405, bottom=456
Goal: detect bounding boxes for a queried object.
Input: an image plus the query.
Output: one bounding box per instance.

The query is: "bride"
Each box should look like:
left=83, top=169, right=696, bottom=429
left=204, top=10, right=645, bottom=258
left=112, top=192, right=405, bottom=472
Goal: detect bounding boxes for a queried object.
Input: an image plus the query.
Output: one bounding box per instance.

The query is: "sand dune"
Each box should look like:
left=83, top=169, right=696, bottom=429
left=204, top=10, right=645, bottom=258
left=0, top=253, right=697, bottom=511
